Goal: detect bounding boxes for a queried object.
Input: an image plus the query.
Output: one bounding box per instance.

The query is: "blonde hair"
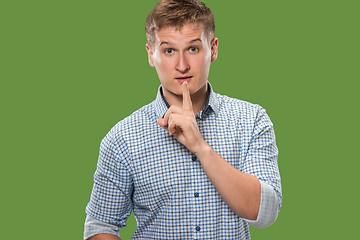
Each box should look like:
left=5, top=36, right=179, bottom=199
left=145, top=0, right=215, bottom=47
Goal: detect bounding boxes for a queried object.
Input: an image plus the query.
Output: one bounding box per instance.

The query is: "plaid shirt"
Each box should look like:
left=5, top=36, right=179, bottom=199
left=85, top=84, right=282, bottom=239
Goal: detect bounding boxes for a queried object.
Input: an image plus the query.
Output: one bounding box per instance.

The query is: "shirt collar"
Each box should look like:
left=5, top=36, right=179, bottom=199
left=154, top=82, right=220, bottom=119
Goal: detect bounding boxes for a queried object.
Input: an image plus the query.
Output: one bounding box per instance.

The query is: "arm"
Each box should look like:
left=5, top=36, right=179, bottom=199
left=84, top=129, right=133, bottom=239
left=194, top=146, right=280, bottom=225
left=193, top=104, right=281, bottom=222
left=158, top=82, right=281, bottom=225
left=194, top=144, right=261, bottom=220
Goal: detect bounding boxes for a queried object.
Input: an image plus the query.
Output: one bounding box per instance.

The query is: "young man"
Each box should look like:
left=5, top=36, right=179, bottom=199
left=84, top=0, right=282, bottom=239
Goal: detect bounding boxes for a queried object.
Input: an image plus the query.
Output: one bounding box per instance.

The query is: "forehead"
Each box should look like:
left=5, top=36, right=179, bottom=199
left=154, top=23, right=207, bottom=46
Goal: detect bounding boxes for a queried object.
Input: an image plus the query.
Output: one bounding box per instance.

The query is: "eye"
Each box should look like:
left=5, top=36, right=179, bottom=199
left=165, top=49, right=174, bottom=54
left=189, top=47, right=199, bottom=53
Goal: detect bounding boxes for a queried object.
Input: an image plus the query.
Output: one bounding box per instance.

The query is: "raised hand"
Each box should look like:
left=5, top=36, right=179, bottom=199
left=157, top=82, right=207, bottom=154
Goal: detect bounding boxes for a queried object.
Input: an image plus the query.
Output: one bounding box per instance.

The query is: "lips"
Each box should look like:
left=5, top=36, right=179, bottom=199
left=175, top=76, right=192, bottom=82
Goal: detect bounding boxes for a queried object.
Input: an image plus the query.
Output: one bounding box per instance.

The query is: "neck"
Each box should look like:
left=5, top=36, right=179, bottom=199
left=163, top=83, right=209, bottom=114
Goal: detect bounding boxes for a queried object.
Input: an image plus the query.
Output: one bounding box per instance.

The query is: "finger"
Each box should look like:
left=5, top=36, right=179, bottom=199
left=163, top=105, right=182, bottom=127
left=168, top=116, right=177, bottom=135
left=157, top=118, right=167, bottom=129
left=182, top=81, right=193, bottom=111
left=168, top=114, right=181, bottom=135
left=162, top=111, right=171, bottom=128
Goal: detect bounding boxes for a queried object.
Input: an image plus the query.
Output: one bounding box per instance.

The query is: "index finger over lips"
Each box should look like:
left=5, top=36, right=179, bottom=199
left=182, top=82, right=193, bottom=111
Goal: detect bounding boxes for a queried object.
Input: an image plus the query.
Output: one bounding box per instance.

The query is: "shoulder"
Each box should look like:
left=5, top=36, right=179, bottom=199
left=107, top=102, right=156, bottom=140
left=215, top=93, right=264, bottom=120
left=214, top=92, right=274, bottom=134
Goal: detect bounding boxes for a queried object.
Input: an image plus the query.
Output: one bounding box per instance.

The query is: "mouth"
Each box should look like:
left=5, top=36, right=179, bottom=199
left=175, top=76, right=193, bottom=83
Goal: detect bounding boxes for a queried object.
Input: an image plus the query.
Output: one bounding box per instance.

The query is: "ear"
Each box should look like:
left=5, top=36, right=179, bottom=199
left=146, top=43, right=155, bottom=67
left=210, top=37, right=219, bottom=63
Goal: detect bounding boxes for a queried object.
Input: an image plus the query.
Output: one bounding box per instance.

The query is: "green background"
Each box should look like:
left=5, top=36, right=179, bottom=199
left=1, top=0, right=359, bottom=239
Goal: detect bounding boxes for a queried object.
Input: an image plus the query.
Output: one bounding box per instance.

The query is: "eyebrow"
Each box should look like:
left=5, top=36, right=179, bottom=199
left=159, top=38, right=202, bottom=47
left=190, top=38, right=202, bottom=44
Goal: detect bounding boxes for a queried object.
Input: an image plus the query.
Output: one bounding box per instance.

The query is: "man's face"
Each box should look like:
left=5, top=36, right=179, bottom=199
left=146, top=23, right=218, bottom=99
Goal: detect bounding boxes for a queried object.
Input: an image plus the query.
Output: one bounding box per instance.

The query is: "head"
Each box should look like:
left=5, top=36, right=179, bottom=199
left=145, top=0, right=215, bottom=48
left=145, top=0, right=218, bottom=102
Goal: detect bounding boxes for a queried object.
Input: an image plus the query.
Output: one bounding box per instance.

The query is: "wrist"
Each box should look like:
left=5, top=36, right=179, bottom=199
left=193, top=141, right=213, bottom=159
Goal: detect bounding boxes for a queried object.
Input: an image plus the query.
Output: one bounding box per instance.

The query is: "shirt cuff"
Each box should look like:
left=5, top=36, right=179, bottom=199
left=246, top=180, right=280, bottom=229
left=84, top=214, right=121, bottom=240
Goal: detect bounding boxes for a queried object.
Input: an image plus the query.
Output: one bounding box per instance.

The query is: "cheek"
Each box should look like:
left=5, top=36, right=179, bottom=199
left=154, top=59, right=175, bottom=85
left=198, top=50, right=211, bottom=66
left=155, top=58, right=174, bottom=74
left=198, top=55, right=211, bottom=73
left=153, top=58, right=164, bottom=74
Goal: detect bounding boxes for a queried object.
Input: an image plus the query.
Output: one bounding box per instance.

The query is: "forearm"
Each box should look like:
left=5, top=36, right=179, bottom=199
left=88, top=234, right=121, bottom=240
left=196, top=144, right=261, bottom=220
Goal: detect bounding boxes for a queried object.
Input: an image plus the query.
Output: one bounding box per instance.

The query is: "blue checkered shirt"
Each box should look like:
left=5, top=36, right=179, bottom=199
left=85, top=84, right=282, bottom=239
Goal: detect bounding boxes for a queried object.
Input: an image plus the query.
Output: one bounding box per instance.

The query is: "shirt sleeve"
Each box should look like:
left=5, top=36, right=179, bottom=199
left=245, top=180, right=280, bottom=229
left=242, top=106, right=282, bottom=228
left=83, top=214, right=120, bottom=240
left=85, top=128, right=134, bottom=236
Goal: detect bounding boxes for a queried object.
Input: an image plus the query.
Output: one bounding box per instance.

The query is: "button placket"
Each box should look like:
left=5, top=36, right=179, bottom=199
left=189, top=151, right=201, bottom=237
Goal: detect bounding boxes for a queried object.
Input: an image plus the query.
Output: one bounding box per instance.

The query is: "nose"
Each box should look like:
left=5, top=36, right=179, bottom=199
left=176, top=53, right=190, bottom=73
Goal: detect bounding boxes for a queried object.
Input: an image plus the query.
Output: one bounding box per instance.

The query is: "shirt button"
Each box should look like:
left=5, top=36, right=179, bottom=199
left=194, top=192, right=199, bottom=198
left=192, top=156, right=197, bottom=161
left=196, top=226, right=201, bottom=231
